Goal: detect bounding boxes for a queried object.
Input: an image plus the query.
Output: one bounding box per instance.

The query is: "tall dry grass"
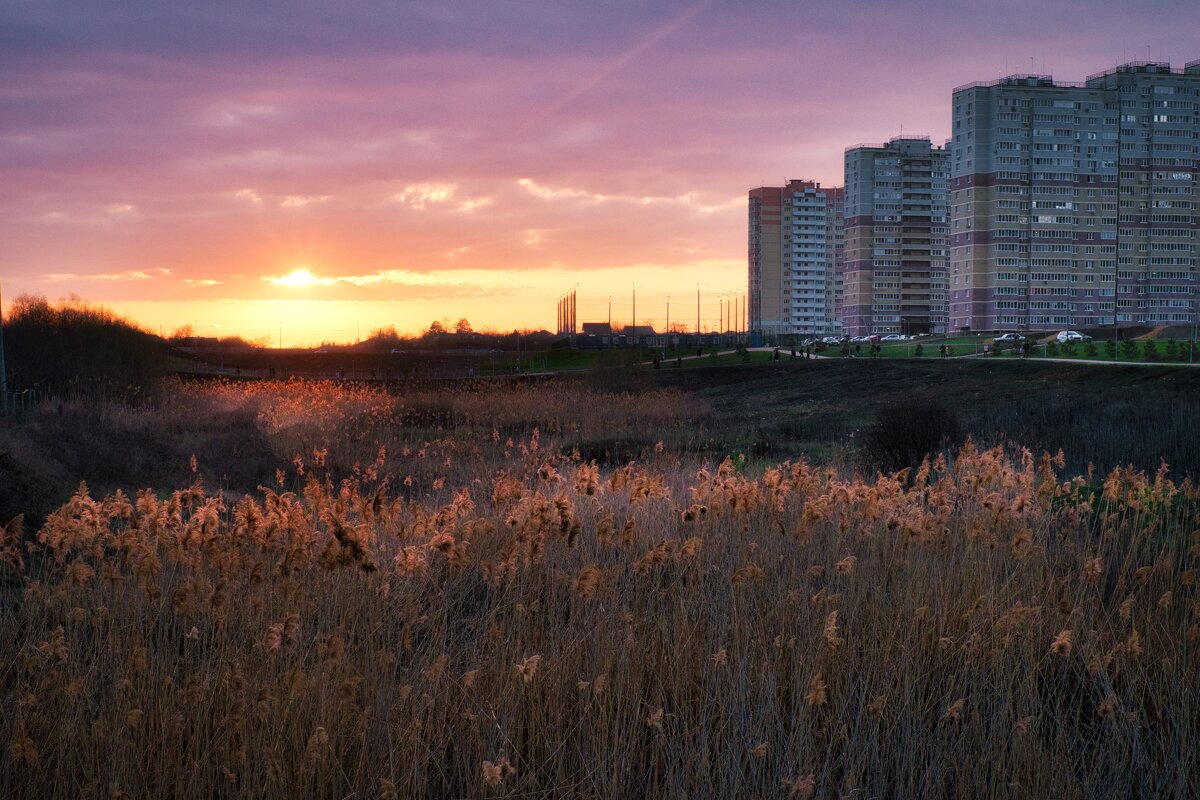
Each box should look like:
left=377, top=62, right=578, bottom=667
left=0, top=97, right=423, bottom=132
left=2, top=416, right=1197, bottom=798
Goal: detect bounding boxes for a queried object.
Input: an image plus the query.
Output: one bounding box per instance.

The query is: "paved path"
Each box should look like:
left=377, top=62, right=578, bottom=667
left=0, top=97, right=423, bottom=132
left=665, top=347, right=829, bottom=363
left=976, top=355, right=1200, bottom=368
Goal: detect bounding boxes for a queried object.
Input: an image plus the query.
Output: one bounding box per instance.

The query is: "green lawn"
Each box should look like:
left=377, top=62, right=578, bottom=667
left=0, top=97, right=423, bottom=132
left=820, top=336, right=1200, bottom=363
left=821, top=336, right=988, bottom=359
left=988, top=341, right=1200, bottom=365
left=542, top=349, right=605, bottom=369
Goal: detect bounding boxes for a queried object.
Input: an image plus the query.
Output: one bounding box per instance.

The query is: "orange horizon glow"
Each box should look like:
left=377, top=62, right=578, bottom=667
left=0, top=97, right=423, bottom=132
left=3, top=266, right=752, bottom=348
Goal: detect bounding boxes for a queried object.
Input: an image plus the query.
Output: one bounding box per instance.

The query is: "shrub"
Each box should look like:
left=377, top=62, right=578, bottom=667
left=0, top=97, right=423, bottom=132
left=1121, top=338, right=1139, bottom=360
left=862, top=398, right=960, bottom=473
left=1104, top=339, right=1117, bottom=359
left=914, top=343, right=924, bottom=357
left=1143, top=339, right=1158, bottom=361
left=1084, top=341, right=1098, bottom=358
left=1046, top=341, right=1059, bottom=357
left=3, top=295, right=169, bottom=399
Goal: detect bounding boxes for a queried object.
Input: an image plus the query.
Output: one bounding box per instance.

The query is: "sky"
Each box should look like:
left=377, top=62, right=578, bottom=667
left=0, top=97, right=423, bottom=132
left=2, top=1, right=1199, bottom=344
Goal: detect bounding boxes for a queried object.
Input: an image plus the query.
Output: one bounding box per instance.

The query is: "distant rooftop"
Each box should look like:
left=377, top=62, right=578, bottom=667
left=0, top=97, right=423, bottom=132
left=748, top=179, right=823, bottom=192
left=844, top=135, right=942, bottom=153
left=953, top=74, right=1085, bottom=93
left=1086, top=60, right=1196, bottom=82
left=954, top=59, right=1200, bottom=93
left=581, top=322, right=612, bottom=335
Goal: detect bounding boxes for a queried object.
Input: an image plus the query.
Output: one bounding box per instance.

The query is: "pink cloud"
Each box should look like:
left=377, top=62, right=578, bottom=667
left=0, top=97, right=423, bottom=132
left=2, top=1, right=1198, bottom=333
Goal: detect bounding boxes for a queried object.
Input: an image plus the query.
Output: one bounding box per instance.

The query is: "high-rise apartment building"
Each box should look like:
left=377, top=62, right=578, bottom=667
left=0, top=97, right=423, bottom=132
left=842, top=137, right=949, bottom=336
left=748, top=180, right=844, bottom=339
left=949, top=61, right=1200, bottom=332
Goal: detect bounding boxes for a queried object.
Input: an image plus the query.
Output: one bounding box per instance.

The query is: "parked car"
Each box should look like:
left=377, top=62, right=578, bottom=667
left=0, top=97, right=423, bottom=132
left=850, top=335, right=871, bottom=343
left=880, top=334, right=906, bottom=342
left=993, top=333, right=1026, bottom=343
left=1055, top=330, right=1091, bottom=343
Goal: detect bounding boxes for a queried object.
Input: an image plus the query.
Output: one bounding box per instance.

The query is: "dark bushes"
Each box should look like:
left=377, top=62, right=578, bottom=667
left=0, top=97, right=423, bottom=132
left=863, top=398, right=960, bottom=473
left=3, top=295, right=168, bottom=399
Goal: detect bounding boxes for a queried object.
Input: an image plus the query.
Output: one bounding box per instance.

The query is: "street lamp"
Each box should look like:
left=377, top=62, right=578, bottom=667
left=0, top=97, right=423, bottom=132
left=572, top=282, right=579, bottom=336
left=0, top=280, right=7, bottom=395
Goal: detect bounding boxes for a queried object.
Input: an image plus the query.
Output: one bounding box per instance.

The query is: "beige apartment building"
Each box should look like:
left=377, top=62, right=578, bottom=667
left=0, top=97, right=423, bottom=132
left=748, top=180, right=844, bottom=339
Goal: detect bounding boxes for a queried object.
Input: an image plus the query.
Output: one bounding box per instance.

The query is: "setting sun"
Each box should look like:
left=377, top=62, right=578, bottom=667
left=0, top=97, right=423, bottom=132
left=271, top=268, right=322, bottom=287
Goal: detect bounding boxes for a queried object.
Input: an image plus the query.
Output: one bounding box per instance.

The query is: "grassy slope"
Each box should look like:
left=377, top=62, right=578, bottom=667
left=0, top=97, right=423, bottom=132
left=647, top=358, right=1200, bottom=477
left=5, top=358, right=1200, bottom=531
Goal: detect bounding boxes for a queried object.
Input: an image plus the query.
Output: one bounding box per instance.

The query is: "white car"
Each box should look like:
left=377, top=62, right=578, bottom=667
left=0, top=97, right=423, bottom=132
left=1055, top=330, right=1091, bottom=344
left=880, top=334, right=906, bottom=341
left=993, top=333, right=1026, bottom=343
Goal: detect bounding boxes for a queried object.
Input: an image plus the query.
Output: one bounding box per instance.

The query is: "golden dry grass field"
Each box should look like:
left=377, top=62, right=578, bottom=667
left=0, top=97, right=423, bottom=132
left=2, top=377, right=1198, bottom=798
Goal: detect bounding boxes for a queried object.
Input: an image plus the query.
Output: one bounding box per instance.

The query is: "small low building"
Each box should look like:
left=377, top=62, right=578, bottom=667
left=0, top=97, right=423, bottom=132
left=581, top=322, right=613, bottom=335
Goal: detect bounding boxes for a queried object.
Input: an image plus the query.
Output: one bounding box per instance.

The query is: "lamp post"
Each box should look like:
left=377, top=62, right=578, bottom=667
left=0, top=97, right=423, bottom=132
left=1113, top=103, right=1122, bottom=361
left=724, top=292, right=733, bottom=343
left=0, top=281, right=7, bottom=395
left=1192, top=309, right=1197, bottom=364
left=608, top=295, right=612, bottom=349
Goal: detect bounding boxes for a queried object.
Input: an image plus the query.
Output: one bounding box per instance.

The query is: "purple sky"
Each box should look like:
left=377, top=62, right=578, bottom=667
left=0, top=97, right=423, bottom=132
left=2, top=1, right=1197, bottom=340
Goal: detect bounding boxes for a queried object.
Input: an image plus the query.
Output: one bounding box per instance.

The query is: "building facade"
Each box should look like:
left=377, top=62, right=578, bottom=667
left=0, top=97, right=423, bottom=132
left=842, top=137, right=949, bottom=336
left=748, top=180, right=844, bottom=339
left=949, top=61, right=1200, bottom=332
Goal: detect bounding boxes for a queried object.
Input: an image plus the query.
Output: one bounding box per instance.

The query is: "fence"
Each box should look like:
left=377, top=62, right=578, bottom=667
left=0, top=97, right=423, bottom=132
left=1, top=389, right=39, bottom=414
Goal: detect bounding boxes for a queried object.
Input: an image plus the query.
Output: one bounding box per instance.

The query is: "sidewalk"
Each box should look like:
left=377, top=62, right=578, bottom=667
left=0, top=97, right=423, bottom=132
left=962, top=353, right=1200, bottom=367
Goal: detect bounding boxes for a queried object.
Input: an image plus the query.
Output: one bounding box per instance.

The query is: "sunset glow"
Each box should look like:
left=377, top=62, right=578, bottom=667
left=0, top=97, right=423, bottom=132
left=269, top=269, right=325, bottom=288
left=2, top=2, right=1198, bottom=341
